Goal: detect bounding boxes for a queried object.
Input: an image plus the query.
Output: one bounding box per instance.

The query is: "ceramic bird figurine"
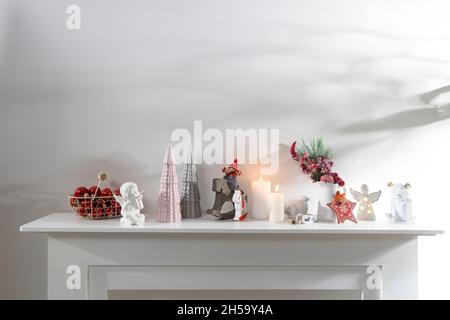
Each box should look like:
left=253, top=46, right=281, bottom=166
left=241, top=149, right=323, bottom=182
left=350, top=184, right=381, bottom=221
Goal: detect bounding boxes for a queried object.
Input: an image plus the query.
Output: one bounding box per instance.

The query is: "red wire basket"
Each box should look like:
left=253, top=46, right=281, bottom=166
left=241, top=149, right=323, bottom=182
left=68, top=172, right=121, bottom=220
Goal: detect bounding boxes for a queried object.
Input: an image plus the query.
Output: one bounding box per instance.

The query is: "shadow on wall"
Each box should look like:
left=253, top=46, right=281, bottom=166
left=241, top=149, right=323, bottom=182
left=68, top=151, right=162, bottom=212
left=0, top=151, right=161, bottom=210
left=339, top=86, right=450, bottom=133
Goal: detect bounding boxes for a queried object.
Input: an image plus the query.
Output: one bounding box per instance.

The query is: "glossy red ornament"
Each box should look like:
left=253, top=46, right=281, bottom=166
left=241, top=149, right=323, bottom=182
left=92, top=207, right=102, bottom=217
left=101, top=188, right=113, bottom=197
left=78, top=208, right=87, bottom=217
left=74, top=186, right=89, bottom=198
left=89, top=185, right=101, bottom=197
left=95, top=199, right=104, bottom=207
left=82, top=200, right=92, bottom=209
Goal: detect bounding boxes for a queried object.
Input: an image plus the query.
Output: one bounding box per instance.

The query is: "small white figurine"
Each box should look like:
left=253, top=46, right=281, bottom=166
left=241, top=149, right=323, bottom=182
left=285, top=196, right=309, bottom=219
left=295, top=213, right=317, bottom=224
left=350, top=184, right=381, bottom=221
left=386, top=182, right=414, bottom=223
left=232, top=190, right=248, bottom=221
left=114, top=182, right=145, bottom=225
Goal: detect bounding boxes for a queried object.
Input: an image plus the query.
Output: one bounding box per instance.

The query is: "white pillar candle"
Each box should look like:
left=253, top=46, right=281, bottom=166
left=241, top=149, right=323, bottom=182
left=269, top=185, right=285, bottom=223
left=251, top=177, right=271, bottom=220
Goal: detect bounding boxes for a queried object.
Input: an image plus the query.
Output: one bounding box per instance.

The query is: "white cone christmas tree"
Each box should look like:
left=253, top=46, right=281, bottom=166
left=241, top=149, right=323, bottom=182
left=180, top=153, right=202, bottom=219
left=156, top=145, right=182, bottom=223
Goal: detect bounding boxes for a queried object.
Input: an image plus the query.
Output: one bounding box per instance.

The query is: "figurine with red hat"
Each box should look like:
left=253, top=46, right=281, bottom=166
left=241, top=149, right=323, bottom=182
left=222, top=159, right=242, bottom=191
left=207, top=158, right=248, bottom=220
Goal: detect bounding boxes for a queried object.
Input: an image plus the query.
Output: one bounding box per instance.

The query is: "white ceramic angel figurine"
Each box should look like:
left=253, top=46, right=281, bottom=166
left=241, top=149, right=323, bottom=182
left=114, top=182, right=145, bottom=225
left=350, top=184, right=381, bottom=221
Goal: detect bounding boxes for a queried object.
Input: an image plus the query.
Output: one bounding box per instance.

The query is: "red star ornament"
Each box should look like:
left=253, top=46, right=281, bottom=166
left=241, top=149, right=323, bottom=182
left=327, top=191, right=357, bottom=224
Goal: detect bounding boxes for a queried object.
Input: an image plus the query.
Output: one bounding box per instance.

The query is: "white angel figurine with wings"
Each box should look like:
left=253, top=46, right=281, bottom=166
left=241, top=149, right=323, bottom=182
left=114, top=182, right=145, bottom=225
left=350, top=184, right=381, bottom=221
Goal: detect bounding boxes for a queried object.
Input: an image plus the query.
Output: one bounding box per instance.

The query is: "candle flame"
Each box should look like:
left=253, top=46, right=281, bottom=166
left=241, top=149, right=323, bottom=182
left=275, top=185, right=279, bottom=192
left=260, top=176, right=263, bottom=182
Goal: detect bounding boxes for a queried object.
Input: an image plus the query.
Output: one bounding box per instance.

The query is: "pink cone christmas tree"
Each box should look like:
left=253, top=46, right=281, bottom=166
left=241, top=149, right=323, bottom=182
left=156, top=145, right=182, bottom=223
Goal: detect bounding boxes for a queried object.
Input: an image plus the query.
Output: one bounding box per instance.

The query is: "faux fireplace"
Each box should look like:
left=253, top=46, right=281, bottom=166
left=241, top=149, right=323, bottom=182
left=20, top=213, right=442, bottom=299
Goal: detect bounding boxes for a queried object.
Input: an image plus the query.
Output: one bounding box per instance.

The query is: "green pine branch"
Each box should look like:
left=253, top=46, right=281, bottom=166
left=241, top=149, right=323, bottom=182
left=296, top=137, right=334, bottom=159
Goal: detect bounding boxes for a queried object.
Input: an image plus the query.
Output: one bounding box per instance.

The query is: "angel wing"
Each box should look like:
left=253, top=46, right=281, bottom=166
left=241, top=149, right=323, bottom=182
left=350, top=188, right=362, bottom=201
left=113, top=194, right=127, bottom=207
left=368, top=190, right=381, bottom=203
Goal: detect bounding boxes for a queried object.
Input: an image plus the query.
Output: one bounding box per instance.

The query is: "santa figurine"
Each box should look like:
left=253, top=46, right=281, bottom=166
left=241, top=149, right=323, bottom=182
left=222, top=159, right=242, bottom=191
left=232, top=189, right=248, bottom=221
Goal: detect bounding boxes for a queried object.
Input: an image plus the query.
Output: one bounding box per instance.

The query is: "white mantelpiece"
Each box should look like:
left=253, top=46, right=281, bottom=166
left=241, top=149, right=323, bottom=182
left=20, top=213, right=441, bottom=235
left=20, top=213, right=443, bottom=300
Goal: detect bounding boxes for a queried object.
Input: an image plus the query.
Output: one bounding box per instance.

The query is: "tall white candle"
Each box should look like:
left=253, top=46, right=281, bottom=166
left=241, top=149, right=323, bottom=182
left=269, top=185, right=285, bottom=223
left=251, top=177, right=271, bottom=220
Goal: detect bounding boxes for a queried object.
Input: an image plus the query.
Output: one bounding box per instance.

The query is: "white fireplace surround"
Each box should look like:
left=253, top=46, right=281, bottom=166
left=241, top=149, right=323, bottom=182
left=20, top=213, right=443, bottom=300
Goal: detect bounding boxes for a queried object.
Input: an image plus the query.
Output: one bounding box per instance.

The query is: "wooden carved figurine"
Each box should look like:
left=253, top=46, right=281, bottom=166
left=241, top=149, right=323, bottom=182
left=207, top=159, right=247, bottom=220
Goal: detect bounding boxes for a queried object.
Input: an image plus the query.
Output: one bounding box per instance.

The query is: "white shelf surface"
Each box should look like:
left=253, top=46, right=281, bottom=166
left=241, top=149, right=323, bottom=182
left=20, top=213, right=444, bottom=235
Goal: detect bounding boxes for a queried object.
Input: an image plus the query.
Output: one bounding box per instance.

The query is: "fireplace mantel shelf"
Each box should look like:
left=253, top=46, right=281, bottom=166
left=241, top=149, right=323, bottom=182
left=20, top=213, right=443, bottom=236
left=20, top=213, right=443, bottom=300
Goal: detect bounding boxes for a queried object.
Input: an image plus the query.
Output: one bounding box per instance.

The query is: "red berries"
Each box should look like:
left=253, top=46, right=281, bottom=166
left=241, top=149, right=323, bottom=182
left=331, top=173, right=345, bottom=187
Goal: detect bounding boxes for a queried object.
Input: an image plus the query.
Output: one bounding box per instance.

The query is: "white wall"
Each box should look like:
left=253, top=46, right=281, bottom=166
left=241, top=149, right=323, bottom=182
left=1, top=0, right=449, bottom=299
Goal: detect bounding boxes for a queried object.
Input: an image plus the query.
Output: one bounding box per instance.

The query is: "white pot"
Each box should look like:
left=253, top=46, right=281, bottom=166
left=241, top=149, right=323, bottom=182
left=316, top=182, right=337, bottom=222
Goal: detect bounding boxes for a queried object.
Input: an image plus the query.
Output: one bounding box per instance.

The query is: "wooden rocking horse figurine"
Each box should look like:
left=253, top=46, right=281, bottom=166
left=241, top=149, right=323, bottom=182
left=206, top=178, right=235, bottom=219
left=207, top=159, right=248, bottom=221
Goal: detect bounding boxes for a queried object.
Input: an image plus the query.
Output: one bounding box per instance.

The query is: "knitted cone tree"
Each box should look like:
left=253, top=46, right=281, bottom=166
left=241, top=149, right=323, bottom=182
left=180, top=153, right=202, bottom=219
left=156, top=145, right=182, bottom=223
